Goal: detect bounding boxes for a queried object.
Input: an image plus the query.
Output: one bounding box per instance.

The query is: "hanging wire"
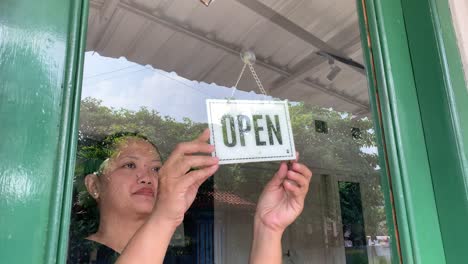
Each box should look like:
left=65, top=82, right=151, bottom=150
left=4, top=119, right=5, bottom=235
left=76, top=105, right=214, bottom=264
left=230, top=63, right=247, bottom=99
left=84, top=65, right=141, bottom=80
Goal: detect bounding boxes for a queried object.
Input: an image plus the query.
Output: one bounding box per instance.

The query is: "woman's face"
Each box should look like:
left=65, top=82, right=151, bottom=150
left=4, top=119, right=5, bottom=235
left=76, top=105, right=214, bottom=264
left=96, top=138, right=162, bottom=217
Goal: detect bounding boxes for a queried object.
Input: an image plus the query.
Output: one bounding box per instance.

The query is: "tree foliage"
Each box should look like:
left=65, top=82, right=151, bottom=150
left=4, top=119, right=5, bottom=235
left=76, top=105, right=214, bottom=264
left=71, top=97, right=389, bottom=243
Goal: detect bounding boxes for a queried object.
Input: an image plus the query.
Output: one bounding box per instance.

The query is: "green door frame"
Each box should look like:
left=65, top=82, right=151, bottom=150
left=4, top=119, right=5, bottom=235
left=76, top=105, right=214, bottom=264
left=358, top=0, right=468, bottom=263
left=1, top=0, right=467, bottom=263
left=400, top=0, right=468, bottom=262
left=0, top=0, right=88, bottom=263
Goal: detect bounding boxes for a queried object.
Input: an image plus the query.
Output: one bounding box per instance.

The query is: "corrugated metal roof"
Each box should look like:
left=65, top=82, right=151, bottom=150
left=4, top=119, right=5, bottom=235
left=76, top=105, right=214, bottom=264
left=87, top=0, right=370, bottom=115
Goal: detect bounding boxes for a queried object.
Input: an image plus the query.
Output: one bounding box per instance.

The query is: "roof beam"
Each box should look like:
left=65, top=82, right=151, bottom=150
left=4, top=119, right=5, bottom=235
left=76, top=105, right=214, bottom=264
left=233, top=0, right=365, bottom=75
left=271, top=35, right=363, bottom=92
left=271, top=55, right=326, bottom=93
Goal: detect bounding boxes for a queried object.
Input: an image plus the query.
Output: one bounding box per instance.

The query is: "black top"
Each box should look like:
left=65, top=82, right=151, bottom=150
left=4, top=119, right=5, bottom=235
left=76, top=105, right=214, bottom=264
left=67, top=239, right=120, bottom=264
left=67, top=238, right=179, bottom=264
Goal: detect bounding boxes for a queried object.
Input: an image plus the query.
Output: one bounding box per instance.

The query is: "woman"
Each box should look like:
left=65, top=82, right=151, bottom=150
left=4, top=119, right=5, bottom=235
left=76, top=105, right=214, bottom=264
left=69, top=129, right=312, bottom=264
left=68, top=131, right=164, bottom=263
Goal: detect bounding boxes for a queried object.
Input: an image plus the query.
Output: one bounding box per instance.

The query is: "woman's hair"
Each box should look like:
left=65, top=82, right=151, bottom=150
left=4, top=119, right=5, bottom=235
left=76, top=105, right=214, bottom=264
left=78, top=131, right=161, bottom=177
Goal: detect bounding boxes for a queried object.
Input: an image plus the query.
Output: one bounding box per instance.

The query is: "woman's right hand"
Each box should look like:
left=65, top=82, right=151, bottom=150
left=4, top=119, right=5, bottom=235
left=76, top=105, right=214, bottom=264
left=152, top=129, right=219, bottom=227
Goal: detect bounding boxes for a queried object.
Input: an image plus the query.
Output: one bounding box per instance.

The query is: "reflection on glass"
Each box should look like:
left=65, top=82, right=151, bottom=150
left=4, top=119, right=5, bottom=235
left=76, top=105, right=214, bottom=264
left=339, top=182, right=367, bottom=263
left=70, top=0, right=394, bottom=263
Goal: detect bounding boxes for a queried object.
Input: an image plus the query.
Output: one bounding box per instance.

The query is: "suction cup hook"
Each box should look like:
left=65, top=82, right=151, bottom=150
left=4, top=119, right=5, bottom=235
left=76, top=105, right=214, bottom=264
left=240, top=50, right=256, bottom=65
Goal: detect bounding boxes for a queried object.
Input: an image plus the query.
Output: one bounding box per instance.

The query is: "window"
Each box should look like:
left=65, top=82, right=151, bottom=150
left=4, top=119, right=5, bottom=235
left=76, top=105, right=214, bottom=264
left=315, top=120, right=329, bottom=134
left=69, top=1, right=394, bottom=263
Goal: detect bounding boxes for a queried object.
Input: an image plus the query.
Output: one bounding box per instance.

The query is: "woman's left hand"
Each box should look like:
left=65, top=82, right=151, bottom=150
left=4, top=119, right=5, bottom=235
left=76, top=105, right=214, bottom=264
left=254, top=159, right=312, bottom=234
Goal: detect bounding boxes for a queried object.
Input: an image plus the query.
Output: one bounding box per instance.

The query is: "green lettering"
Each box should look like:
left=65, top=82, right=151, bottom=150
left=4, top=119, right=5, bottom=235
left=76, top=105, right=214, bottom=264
left=266, top=115, right=283, bottom=145
left=237, top=115, right=251, bottom=146
left=221, top=114, right=237, bottom=147
left=253, top=115, right=266, bottom=146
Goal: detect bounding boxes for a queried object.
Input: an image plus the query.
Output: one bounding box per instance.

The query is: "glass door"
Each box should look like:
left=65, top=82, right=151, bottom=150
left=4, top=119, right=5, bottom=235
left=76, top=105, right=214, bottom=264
left=69, top=0, right=396, bottom=263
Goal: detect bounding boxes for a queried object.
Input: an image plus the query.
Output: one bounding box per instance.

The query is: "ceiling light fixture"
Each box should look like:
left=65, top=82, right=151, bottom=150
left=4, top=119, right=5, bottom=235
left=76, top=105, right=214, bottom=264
left=323, top=54, right=342, bottom=81
left=200, top=0, right=215, bottom=7
left=327, top=65, right=342, bottom=81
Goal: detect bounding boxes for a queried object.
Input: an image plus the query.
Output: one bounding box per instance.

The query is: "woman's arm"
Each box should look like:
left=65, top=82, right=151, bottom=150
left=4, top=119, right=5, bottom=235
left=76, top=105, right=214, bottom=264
left=250, top=219, right=283, bottom=264
left=116, top=212, right=178, bottom=264
left=250, top=160, right=312, bottom=264
left=116, top=129, right=219, bottom=264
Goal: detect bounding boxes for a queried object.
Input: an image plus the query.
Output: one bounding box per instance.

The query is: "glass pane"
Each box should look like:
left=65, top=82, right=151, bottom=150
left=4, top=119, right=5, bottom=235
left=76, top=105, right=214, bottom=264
left=69, top=1, right=393, bottom=263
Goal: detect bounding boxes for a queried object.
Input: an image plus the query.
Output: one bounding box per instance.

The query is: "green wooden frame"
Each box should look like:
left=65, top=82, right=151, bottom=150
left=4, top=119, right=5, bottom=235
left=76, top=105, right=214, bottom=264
left=0, top=0, right=88, bottom=263
left=46, top=0, right=89, bottom=261
left=358, top=0, right=468, bottom=263
left=401, top=0, right=468, bottom=262
left=55, top=1, right=90, bottom=262
left=357, top=0, right=445, bottom=262
left=1, top=0, right=467, bottom=263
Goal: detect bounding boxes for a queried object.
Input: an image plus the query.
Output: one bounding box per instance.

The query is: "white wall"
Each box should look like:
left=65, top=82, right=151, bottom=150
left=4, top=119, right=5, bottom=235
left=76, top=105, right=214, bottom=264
left=449, top=0, right=468, bottom=86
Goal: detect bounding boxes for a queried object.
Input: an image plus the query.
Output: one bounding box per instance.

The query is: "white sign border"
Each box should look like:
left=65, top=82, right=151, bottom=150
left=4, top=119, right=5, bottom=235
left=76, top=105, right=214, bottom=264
left=206, top=99, right=296, bottom=164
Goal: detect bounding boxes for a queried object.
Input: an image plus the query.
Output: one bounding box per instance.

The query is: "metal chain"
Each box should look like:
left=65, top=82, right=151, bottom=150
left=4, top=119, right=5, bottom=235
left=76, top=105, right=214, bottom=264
left=247, top=63, right=268, bottom=97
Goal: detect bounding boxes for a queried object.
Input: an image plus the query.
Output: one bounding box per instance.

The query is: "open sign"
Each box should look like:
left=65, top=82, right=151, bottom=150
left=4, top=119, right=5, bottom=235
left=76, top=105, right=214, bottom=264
left=206, top=99, right=296, bottom=164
